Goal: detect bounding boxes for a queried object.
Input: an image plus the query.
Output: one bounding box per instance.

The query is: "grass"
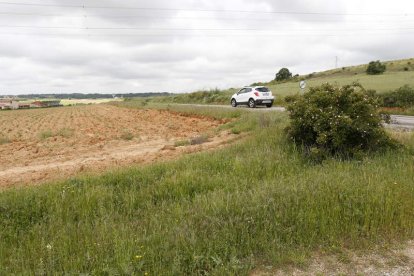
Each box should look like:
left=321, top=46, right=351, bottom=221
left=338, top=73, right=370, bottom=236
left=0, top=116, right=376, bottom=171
left=174, top=139, right=191, bottom=147
left=38, top=130, right=54, bottom=140
left=56, top=128, right=74, bottom=139
left=120, top=131, right=135, bottom=141
left=39, top=128, right=74, bottom=140
left=1, top=104, right=414, bottom=274
left=138, top=58, right=414, bottom=106
left=267, top=71, right=414, bottom=98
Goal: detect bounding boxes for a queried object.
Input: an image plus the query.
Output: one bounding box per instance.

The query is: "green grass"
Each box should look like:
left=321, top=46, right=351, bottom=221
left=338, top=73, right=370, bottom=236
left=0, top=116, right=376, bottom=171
left=38, top=128, right=74, bottom=140
left=38, top=130, right=55, bottom=140
left=1, top=105, right=414, bottom=275
left=156, top=88, right=235, bottom=105
left=141, top=58, right=414, bottom=105
left=268, top=71, right=414, bottom=98
left=120, top=131, right=135, bottom=141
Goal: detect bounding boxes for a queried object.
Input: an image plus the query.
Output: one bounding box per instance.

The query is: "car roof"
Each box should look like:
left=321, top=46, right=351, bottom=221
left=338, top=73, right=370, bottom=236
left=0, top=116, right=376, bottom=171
left=243, top=86, right=268, bottom=89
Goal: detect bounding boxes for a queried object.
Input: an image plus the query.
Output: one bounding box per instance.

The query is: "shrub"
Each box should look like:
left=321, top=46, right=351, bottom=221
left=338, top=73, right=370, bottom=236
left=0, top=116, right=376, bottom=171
left=39, top=130, right=54, bottom=140
left=174, top=139, right=190, bottom=147
left=380, top=85, right=414, bottom=108
left=286, top=83, right=395, bottom=160
left=275, top=68, right=292, bottom=81
left=284, top=95, right=299, bottom=104
left=366, top=60, right=386, bottom=75
left=404, top=67, right=409, bottom=71
left=120, top=131, right=134, bottom=141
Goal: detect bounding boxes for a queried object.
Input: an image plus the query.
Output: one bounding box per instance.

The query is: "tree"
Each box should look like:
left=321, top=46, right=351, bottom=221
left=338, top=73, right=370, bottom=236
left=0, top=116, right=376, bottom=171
left=275, top=68, right=292, bottom=81
left=366, top=60, right=386, bottom=75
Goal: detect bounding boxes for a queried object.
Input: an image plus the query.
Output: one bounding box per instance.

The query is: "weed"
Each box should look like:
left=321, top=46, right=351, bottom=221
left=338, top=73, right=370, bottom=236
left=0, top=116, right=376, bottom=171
left=56, top=128, right=74, bottom=138
left=120, top=132, right=134, bottom=141
left=231, top=128, right=241, bottom=135
left=39, top=130, right=54, bottom=140
left=258, top=114, right=271, bottom=128
left=174, top=139, right=190, bottom=147
left=38, top=128, right=74, bottom=140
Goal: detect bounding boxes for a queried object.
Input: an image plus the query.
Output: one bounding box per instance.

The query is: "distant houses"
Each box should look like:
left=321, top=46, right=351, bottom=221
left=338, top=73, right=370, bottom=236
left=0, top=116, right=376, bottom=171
left=0, top=99, right=62, bottom=110
left=0, top=99, right=12, bottom=110
left=30, top=100, right=62, bottom=108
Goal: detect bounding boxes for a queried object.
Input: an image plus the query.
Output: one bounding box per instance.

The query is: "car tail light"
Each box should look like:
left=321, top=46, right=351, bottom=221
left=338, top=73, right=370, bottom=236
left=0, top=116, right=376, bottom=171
left=254, top=92, right=260, bottom=97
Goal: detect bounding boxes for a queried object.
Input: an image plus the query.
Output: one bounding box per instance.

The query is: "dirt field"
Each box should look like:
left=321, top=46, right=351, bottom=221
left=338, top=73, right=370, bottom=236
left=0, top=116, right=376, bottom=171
left=0, top=105, right=235, bottom=188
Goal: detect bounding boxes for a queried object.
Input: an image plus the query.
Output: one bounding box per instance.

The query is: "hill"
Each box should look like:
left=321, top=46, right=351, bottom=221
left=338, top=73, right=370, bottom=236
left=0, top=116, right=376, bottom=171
left=267, top=58, right=414, bottom=97
left=155, top=58, right=414, bottom=104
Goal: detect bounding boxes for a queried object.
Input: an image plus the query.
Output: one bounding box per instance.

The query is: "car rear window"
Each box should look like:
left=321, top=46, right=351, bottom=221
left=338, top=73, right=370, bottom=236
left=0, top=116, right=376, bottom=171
left=256, top=87, right=269, bottom=92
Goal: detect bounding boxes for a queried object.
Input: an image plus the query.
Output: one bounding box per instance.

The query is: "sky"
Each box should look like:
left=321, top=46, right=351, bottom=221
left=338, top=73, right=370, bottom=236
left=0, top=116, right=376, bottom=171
left=0, top=0, right=413, bottom=95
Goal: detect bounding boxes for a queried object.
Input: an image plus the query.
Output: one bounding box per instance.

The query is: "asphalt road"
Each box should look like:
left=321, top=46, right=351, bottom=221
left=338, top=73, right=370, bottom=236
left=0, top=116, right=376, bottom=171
left=389, top=115, right=414, bottom=130
left=176, top=104, right=414, bottom=130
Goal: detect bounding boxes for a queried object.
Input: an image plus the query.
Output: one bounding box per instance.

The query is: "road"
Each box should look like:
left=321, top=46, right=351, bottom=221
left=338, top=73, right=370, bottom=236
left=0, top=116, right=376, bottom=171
left=389, top=115, right=414, bottom=130
left=175, top=104, right=414, bottom=130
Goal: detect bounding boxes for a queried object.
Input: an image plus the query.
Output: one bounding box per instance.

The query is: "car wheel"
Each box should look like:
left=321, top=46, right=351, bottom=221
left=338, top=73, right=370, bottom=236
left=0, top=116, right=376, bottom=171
left=231, top=99, right=237, bottom=107
left=266, top=104, right=273, bottom=108
left=248, top=98, right=256, bottom=108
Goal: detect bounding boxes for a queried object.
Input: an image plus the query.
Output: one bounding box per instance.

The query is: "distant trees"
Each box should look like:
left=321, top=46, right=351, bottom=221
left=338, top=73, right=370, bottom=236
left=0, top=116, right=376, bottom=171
left=366, top=60, right=386, bottom=75
left=275, top=68, right=293, bottom=81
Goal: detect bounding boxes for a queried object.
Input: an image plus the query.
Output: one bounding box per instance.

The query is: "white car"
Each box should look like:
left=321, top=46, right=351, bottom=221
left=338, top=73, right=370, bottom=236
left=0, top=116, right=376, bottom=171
left=231, top=86, right=275, bottom=108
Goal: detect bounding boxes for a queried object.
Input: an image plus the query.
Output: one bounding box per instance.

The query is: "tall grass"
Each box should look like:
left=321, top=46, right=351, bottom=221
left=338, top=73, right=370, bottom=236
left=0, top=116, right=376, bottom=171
left=1, top=107, right=414, bottom=275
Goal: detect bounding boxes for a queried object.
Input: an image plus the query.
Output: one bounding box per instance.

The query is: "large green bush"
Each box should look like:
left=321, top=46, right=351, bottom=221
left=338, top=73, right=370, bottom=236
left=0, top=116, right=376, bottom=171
left=380, top=85, right=414, bottom=108
left=275, top=68, right=293, bottom=81
left=286, top=83, right=394, bottom=160
left=366, top=60, right=386, bottom=75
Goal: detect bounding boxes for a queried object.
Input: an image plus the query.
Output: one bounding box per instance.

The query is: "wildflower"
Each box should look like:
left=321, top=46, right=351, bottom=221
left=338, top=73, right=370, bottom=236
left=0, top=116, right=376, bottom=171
left=46, top=244, right=52, bottom=250
left=135, top=255, right=143, bottom=259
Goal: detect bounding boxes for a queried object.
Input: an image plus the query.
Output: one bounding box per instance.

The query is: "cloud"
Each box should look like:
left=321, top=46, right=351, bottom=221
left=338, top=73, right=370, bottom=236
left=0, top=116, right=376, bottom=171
left=0, top=0, right=413, bottom=94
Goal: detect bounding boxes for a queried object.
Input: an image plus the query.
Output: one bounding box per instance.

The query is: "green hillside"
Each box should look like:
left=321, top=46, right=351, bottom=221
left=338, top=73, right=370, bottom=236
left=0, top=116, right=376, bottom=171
left=269, top=58, right=414, bottom=97
left=153, top=58, right=414, bottom=104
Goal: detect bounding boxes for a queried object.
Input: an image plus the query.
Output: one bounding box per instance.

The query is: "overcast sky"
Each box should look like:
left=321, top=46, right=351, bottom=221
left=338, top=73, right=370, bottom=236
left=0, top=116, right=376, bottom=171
left=0, top=0, right=413, bottom=94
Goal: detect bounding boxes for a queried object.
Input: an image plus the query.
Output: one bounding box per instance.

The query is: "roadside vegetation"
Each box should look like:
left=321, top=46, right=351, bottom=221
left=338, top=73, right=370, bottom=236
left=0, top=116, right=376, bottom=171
left=378, top=85, right=414, bottom=116
left=153, top=88, right=235, bottom=105
left=145, top=58, right=414, bottom=109
left=286, top=83, right=396, bottom=161
left=1, top=98, right=414, bottom=274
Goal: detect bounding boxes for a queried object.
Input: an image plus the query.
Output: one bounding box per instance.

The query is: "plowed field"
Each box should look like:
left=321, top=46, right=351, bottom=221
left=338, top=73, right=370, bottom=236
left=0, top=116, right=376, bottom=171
left=0, top=105, right=234, bottom=187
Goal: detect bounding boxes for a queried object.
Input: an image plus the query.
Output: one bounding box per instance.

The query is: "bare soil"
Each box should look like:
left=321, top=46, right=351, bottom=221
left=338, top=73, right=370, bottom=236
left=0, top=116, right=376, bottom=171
left=252, top=241, right=414, bottom=276
left=0, top=105, right=236, bottom=188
